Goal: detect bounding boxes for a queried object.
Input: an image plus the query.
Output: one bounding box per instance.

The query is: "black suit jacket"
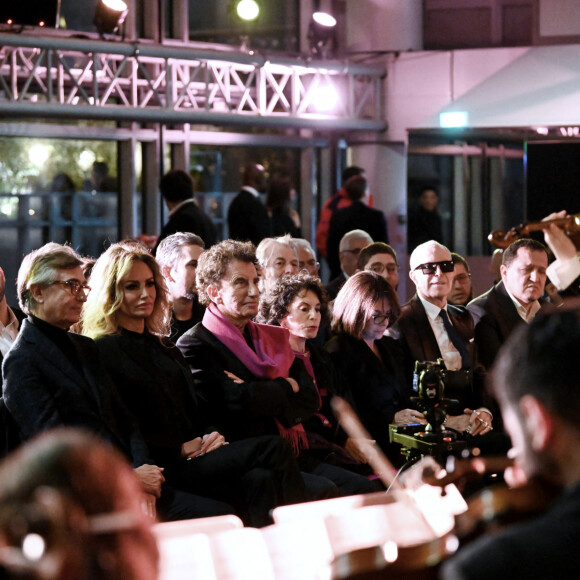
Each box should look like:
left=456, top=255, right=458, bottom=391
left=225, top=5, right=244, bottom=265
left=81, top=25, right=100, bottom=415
left=177, top=323, right=320, bottom=442
left=324, top=333, right=406, bottom=460
left=95, top=331, right=209, bottom=466
left=227, top=190, right=271, bottom=246
left=396, top=294, right=480, bottom=411
left=1, top=319, right=149, bottom=466
left=155, top=200, right=217, bottom=251
left=326, top=201, right=389, bottom=279
left=468, top=281, right=527, bottom=371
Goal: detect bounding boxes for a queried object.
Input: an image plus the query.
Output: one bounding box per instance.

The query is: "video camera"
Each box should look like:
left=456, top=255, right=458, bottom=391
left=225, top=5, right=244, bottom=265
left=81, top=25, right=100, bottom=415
left=390, top=359, right=469, bottom=462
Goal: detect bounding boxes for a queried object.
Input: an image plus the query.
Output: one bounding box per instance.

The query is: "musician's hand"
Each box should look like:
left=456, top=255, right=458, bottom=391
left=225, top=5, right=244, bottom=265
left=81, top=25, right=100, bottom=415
left=542, top=210, right=577, bottom=262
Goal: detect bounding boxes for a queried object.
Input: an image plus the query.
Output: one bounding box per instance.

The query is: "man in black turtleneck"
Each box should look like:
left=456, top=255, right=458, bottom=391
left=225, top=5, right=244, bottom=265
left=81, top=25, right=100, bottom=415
left=2, top=243, right=226, bottom=522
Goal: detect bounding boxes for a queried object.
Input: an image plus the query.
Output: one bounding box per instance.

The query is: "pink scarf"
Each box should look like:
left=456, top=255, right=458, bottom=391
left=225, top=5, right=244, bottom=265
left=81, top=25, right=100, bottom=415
left=203, top=303, right=308, bottom=453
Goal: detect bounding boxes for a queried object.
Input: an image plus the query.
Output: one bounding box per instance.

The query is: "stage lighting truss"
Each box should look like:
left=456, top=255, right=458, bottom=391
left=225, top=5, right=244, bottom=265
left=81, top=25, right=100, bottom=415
left=0, top=33, right=385, bottom=131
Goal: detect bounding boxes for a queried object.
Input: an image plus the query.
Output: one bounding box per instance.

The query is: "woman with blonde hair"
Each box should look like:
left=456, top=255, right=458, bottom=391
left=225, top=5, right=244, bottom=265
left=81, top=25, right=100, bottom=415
left=81, top=241, right=308, bottom=527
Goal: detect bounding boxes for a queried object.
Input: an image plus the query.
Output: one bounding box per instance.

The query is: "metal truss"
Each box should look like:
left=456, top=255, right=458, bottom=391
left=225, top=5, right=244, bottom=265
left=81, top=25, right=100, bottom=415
left=0, top=33, right=386, bottom=131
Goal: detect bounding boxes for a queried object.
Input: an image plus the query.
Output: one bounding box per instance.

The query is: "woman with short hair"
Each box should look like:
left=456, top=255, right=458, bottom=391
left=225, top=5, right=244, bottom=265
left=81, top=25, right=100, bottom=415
left=259, top=271, right=381, bottom=494
left=325, top=271, right=424, bottom=461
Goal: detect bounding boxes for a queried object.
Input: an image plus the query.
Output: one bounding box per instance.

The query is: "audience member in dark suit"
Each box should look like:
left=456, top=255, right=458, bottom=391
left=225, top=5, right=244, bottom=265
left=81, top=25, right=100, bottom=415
left=0, top=428, right=160, bottom=580
left=154, top=170, right=217, bottom=253
left=441, top=310, right=580, bottom=579
left=258, top=271, right=381, bottom=494
left=157, top=231, right=206, bottom=343
left=0, top=265, right=25, bottom=366
left=266, top=175, right=302, bottom=238
left=227, top=162, right=271, bottom=246
left=407, top=185, right=443, bottom=252
left=327, top=175, right=388, bottom=280
left=177, top=240, right=338, bottom=499
left=395, top=241, right=494, bottom=437
left=468, top=238, right=549, bottom=371
left=448, top=252, right=473, bottom=306
left=325, top=230, right=373, bottom=300
left=81, top=241, right=308, bottom=527
left=325, top=271, right=420, bottom=462
left=2, top=242, right=203, bottom=522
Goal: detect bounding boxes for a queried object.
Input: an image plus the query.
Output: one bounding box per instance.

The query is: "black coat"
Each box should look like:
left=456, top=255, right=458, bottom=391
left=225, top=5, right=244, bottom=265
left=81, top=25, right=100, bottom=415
left=326, top=201, right=389, bottom=279
left=468, top=281, right=527, bottom=371
left=94, top=330, right=209, bottom=466
left=324, top=333, right=405, bottom=458
left=396, top=294, right=482, bottom=413
left=227, top=190, right=271, bottom=246
left=177, top=323, right=320, bottom=442
left=2, top=319, right=149, bottom=466
left=155, top=200, right=217, bottom=252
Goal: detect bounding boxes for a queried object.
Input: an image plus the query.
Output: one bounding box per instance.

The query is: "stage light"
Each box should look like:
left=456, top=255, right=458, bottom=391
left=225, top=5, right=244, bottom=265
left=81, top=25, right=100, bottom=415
left=235, top=0, right=260, bottom=22
left=93, top=0, right=128, bottom=38
left=308, top=11, right=337, bottom=58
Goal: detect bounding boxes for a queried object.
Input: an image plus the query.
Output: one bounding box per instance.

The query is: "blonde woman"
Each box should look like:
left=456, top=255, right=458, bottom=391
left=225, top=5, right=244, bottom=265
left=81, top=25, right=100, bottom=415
left=81, top=241, right=307, bottom=527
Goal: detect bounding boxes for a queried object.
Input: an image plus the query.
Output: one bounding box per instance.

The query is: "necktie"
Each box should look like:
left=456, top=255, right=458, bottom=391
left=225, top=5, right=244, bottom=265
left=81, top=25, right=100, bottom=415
left=439, top=309, right=472, bottom=369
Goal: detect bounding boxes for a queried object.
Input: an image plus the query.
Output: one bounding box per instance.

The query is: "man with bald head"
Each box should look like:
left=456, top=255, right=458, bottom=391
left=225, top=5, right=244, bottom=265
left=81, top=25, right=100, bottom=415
left=227, top=162, right=271, bottom=246
left=396, top=241, right=493, bottom=436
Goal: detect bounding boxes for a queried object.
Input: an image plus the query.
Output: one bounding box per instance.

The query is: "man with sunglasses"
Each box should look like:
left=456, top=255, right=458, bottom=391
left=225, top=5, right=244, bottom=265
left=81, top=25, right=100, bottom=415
left=396, top=240, right=493, bottom=436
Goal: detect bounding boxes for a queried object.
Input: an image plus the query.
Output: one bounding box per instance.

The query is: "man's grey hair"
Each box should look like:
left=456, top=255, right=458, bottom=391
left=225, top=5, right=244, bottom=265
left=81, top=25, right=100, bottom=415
left=156, top=232, right=205, bottom=270
left=339, top=229, right=373, bottom=253
left=256, top=234, right=297, bottom=267
left=17, top=243, right=83, bottom=315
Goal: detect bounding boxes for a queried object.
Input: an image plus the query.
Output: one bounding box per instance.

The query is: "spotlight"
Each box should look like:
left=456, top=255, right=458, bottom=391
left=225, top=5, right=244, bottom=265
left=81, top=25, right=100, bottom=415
left=0, top=0, right=60, bottom=28
left=308, top=11, right=337, bottom=58
left=234, top=0, right=260, bottom=22
left=93, top=0, right=128, bottom=38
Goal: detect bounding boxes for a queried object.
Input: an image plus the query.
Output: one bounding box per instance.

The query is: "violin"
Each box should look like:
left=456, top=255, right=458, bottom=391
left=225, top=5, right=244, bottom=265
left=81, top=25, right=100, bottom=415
left=488, top=212, right=580, bottom=249
left=421, top=455, right=559, bottom=542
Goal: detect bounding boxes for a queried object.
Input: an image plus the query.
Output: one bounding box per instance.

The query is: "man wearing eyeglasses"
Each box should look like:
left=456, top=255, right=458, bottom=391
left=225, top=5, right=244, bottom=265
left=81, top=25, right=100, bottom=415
left=356, top=242, right=400, bottom=290
left=1, top=243, right=170, bottom=513
left=396, top=240, right=493, bottom=436
left=325, top=229, right=373, bottom=299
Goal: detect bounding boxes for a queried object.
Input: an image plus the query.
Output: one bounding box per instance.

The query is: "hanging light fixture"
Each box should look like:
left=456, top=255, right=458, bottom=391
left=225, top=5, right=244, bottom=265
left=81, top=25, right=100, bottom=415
left=308, top=11, right=337, bottom=58
left=93, top=0, right=129, bottom=38
left=234, top=0, right=260, bottom=22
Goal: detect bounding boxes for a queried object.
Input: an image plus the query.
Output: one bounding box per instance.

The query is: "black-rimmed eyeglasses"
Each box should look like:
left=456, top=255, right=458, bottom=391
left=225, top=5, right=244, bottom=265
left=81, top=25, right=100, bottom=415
left=372, top=311, right=392, bottom=325
left=50, top=280, right=91, bottom=296
left=414, top=261, right=454, bottom=275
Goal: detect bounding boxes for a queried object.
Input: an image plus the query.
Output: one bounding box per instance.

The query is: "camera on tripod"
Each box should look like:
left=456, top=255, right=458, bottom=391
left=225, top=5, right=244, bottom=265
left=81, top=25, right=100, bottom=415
left=389, top=359, right=469, bottom=462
